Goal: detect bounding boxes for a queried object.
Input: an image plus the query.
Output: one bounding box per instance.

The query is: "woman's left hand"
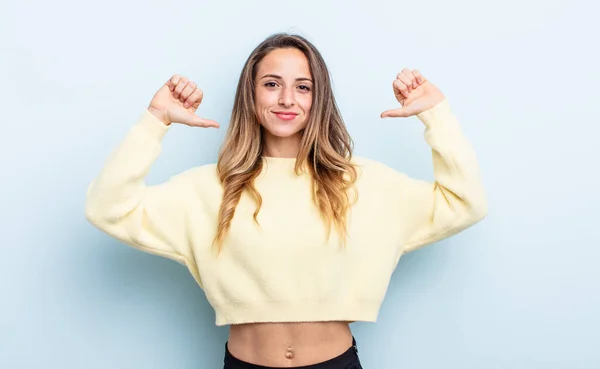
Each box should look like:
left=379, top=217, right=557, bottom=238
left=381, top=68, right=446, bottom=118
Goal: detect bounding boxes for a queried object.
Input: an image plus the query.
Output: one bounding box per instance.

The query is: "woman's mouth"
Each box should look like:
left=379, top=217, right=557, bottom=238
left=273, top=112, right=298, bottom=121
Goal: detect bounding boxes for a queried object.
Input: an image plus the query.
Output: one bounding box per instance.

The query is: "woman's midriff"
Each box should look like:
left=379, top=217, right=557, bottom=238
left=227, top=321, right=354, bottom=367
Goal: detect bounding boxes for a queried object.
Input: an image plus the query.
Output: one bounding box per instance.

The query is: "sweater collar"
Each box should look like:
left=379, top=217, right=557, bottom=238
left=260, top=156, right=309, bottom=178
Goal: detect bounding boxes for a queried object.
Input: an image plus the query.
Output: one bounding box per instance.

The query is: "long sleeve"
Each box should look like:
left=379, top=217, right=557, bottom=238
left=394, top=99, right=488, bottom=253
left=84, top=110, right=200, bottom=267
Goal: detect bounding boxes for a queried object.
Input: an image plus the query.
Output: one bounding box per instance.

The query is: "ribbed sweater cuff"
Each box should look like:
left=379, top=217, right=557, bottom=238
left=417, top=98, right=461, bottom=132
left=133, top=109, right=171, bottom=141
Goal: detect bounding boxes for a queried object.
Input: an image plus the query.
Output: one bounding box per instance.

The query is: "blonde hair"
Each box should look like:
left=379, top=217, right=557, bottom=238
left=214, top=33, right=357, bottom=251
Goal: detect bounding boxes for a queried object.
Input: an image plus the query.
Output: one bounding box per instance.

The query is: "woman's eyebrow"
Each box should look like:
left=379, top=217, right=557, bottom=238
left=260, top=74, right=313, bottom=83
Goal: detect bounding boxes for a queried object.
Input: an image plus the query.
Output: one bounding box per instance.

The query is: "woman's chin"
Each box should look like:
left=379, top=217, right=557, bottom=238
left=263, top=123, right=304, bottom=139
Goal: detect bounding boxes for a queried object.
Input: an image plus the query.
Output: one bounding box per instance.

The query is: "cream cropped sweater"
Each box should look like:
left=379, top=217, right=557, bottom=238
left=84, top=99, right=487, bottom=326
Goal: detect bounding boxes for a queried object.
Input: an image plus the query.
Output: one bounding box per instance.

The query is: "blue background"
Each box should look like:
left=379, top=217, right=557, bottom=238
left=2, top=0, right=598, bottom=367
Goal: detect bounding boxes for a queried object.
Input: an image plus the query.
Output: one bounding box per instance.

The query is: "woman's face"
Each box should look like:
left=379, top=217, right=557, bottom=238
left=254, top=48, right=313, bottom=143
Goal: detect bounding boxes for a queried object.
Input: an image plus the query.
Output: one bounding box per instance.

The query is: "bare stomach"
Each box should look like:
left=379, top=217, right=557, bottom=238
left=227, top=321, right=354, bottom=367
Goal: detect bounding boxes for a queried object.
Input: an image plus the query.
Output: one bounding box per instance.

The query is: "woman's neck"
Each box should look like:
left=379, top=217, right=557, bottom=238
left=262, top=131, right=302, bottom=158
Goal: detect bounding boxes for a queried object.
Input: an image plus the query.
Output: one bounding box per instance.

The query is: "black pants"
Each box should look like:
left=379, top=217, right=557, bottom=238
left=223, top=336, right=363, bottom=369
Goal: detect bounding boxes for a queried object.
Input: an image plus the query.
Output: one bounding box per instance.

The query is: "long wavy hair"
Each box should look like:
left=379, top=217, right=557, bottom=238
left=214, top=33, right=357, bottom=252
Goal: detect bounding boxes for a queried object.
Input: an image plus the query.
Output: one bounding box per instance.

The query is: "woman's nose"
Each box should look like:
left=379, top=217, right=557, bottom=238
left=278, top=87, right=295, bottom=107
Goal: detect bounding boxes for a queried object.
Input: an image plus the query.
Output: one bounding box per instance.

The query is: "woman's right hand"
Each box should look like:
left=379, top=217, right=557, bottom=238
left=147, top=74, right=220, bottom=128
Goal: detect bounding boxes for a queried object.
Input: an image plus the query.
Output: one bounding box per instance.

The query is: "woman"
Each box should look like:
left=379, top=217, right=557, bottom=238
left=85, top=33, right=487, bottom=369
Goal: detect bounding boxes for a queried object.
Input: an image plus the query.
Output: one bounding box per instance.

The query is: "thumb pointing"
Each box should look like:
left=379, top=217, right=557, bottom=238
left=381, top=107, right=410, bottom=118
left=195, top=116, right=220, bottom=128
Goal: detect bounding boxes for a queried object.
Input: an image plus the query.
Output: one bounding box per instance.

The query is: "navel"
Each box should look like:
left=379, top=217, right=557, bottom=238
left=284, top=345, right=294, bottom=360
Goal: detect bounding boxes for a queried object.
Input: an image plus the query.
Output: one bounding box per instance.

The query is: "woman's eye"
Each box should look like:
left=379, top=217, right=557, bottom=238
left=298, top=85, right=311, bottom=91
left=265, top=82, right=278, bottom=87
